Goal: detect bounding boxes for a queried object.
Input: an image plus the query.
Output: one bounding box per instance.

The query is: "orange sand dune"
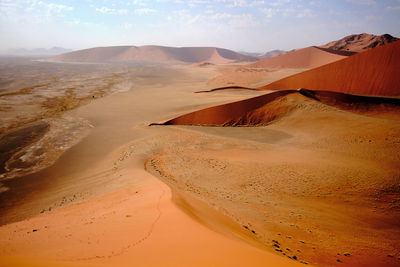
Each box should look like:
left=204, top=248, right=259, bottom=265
left=48, top=46, right=256, bottom=64
left=0, top=158, right=301, bottom=267
left=247, top=46, right=347, bottom=69
left=259, top=41, right=400, bottom=96
left=157, top=89, right=400, bottom=126
left=320, top=33, right=399, bottom=53
left=160, top=90, right=296, bottom=126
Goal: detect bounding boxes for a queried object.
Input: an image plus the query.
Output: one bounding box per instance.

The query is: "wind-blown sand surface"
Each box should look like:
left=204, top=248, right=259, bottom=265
left=260, top=41, right=400, bottom=96
left=0, top=60, right=302, bottom=266
left=1, top=46, right=399, bottom=267
left=0, top=157, right=300, bottom=267
left=151, top=91, right=400, bottom=266
left=150, top=41, right=400, bottom=265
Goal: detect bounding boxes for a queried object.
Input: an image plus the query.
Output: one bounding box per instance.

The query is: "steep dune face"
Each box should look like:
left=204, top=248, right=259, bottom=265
left=247, top=46, right=347, bottom=69
left=158, top=89, right=400, bottom=126
left=321, top=33, right=399, bottom=53
left=161, top=90, right=297, bottom=126
left=48, top=46, right=256, bottom=64
left=259, top=41, right=400, bottom=96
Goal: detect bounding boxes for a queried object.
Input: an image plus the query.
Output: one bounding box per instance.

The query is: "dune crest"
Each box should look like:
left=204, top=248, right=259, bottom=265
left=47, top=45, right=256, bottom=64
left=259, top=40, right=400, bottom=96
left=247, top=46, right=347, bottom=69
left=259, top=49, right=286, bottom=59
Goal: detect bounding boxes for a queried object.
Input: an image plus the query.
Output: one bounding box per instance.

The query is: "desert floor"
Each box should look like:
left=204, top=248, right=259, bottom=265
left=0, top=58, right=399, bottom=266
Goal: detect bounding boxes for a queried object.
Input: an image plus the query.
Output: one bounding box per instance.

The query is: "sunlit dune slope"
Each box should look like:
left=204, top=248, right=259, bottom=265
left=47, top=45, right=257, bottom=64
left=259, top=41, right=400, bottom=96
left=247, top=46, right=347, bottom=69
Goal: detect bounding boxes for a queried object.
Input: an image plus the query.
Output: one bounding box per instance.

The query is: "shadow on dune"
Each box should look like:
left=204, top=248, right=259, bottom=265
left=150, top=88, right=400, bottom=126
left=194, top=86, right=258, bottom=93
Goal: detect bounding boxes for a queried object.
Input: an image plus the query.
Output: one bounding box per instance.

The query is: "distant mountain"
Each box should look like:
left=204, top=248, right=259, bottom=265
left=239, top=49, right=286, bottom=59
left=47, top=46, right=257, bottom=64
left=320, top=33, right=399, bottom=53
left=4, top=47, right=73, bottom=56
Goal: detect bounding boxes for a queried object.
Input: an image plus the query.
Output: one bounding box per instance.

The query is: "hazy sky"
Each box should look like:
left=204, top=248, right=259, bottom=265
left=1, top=0, right=399, bottom=52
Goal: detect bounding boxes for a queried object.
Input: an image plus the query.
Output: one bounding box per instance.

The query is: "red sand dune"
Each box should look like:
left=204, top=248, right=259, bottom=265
left=259, top=41, right=400, bottom=96
left=247, top=46, right=347, bottom=69
left=159, top=90, right=297, bottom=126
left=155, top=88, right=400, bottom=126
left=48, top=45, right=256, bottom=64
left=320, top=33, right=399, bottom=53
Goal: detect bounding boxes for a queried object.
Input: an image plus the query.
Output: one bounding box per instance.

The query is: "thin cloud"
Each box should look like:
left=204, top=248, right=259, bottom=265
left=39, top=2, right=73, bottom=17
left=124, top=23, right=134, bottom=29
left=296, top=8, right=315, bottom=18
left=130, top=0, right=146, bottom=6
left=96, top=7, right=128, bottom=15
left=134, top=8, right=157, bottom=14
left=187, top=0, right=211, bottom=8
left=250, top=1, right=265, bottom=6
left=210, top=12, right=234, bottom=19
left=216, top=0, right=248, bottom=8
left=269, top=0, right=291, bottom=7
left=188, top=14, right=201, bottom=24
left=261, top=8, right=279, bottom=18
left=346, top=0, right=376, bottom=5
left=209, top=12, right=258, bottom=28
left=386, top=5, right=400, bottom=10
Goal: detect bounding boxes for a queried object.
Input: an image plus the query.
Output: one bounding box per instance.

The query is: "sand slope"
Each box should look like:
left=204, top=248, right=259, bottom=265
left=247, top=46, right=347, bottom=69
left=0, top=64, right=305, bottom=266
left=148, top=107, right=400, bottom=266
left=48, top=46, right=256, bottom=64
left=149, top=89, right=400, bottom=266
left=259, top=41, right=400, bottom=96
left=159, top=88, right=400, bottom=126
left=259, top=49, right=286, bottom=59
left=320, top=33, right=399, bottom=53
left=1, top=55, right=400, bottom=266
left=0, top=156, right=302, bottom=267
left=160, top=90, right=296, bottom=126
